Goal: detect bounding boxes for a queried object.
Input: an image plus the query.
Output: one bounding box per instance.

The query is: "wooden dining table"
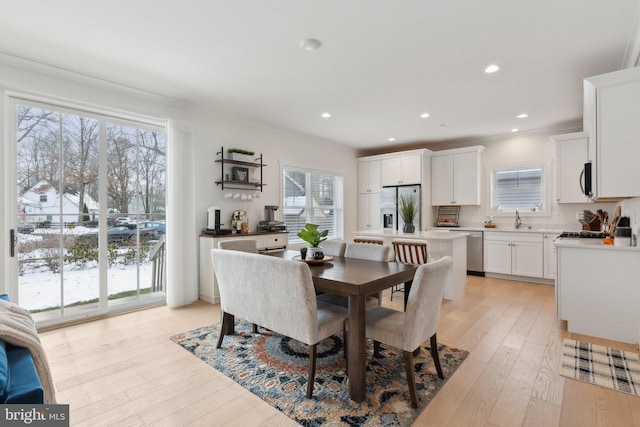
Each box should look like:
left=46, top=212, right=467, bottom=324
left=272, top=250, right=418, bottom=403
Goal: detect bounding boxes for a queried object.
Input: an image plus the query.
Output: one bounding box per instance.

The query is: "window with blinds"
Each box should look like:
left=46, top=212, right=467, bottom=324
left=490, top=163, right=550, bottom=216
left=282, top=166, right=343, bottom=244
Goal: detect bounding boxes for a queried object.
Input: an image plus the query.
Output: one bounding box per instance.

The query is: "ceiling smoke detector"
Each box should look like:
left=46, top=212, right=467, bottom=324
left=299, top=38, right=322, bottom=51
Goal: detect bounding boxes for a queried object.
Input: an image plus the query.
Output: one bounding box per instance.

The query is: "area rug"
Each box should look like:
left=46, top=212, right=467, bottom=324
left=561, top=338, right=640, bottom=396
left=171, top=321, right=468, bottom=426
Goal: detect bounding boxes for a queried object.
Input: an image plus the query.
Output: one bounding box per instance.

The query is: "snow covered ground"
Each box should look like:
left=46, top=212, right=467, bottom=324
left=17, top=226, right=159, bottom=311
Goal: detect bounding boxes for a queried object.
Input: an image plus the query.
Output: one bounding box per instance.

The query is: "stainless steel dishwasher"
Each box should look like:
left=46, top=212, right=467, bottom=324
left=449, top=230, right=484, bottom=275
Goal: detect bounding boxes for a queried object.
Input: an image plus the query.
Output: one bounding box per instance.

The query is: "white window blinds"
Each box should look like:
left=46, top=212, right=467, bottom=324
left=282, top=166, right=343, bottom=244
left=493, top=167, right=544, bottom=211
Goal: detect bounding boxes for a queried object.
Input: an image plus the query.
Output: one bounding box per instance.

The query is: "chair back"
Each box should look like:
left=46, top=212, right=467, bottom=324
left=392, top=239, right=428, bottom=265
left=210, top=249, right=319, bottom=344
left=217, top=239, right=258, bottom=253
left=404, top=256, right=452, bottom=350
left=353, top=236, right=384, bottom=245
left=344, top=242, right=390, bottom=262
left=321, top=240, right=346, bottom=257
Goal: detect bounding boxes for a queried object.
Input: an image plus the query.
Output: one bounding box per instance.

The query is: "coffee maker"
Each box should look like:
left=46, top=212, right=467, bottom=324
left=258, top=205, right=286, bottom=232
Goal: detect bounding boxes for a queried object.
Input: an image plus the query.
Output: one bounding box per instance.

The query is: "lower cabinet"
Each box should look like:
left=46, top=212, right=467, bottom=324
left=199, top=233, right=288, bottom=303
left=543, top=233, right=559, bottom=279
left=484, top=232, right=543, bottom=278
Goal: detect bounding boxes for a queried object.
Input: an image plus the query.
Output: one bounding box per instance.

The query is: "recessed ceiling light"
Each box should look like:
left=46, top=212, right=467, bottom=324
left=420, top=113, right=430, bottom=118
left=321, top=112, right=331, bottom=118
left=511, top=128, right=519, bottom=132
left=517, top=113, right=528, bottom=119
left=485, top=64, right=500, bottom=73
left=299, top=38, right=322, bottom=51
left=388, top=137, right=396, bottom=142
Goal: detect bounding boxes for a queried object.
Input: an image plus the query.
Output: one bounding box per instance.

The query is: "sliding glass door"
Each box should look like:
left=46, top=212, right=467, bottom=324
left=9, top=97, right=166, bottom=326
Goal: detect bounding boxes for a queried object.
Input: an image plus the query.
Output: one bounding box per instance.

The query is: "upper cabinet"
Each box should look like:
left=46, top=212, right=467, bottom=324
left=357, top=160, right=381, bottom=193
left=551, top=132, right=589, bottom=203
left=381, top=154, right=422, bottom=186
left=584, top=67, right=640, bottom=201
left=431, top=146, right=484, bottom=206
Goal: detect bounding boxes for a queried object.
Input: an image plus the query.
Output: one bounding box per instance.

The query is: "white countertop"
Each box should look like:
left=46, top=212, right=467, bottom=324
left=354, top=229, right=468, bottom=240
left=431, top=226, right=565, bottom=234
left=554, top=237, right=640, bottom=251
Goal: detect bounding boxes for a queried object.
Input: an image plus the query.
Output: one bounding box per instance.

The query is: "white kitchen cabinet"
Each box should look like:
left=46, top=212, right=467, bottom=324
left=584, top=67, right=640, bottom=200
left=381, top=154, right=422, bottom=186
left=551, top=132, right=589, bottom=203
left=483, top=232, right=543, bottom=278
left=199, top=232, right=288, bottom=303
left=431, top=146, right=484, bottom=206
left=358, top=192, right=381, bottom=230
left=357, top=160, right=381, bottom=194
left=543, top=233, right=559, bottom=279
left=556, top=240, right=640, bottom=343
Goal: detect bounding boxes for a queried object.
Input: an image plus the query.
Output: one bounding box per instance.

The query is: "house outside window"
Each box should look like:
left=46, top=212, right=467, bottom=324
left=488, top=161, right=551, bottom=217
left=282, top=166, right=343, bottom=244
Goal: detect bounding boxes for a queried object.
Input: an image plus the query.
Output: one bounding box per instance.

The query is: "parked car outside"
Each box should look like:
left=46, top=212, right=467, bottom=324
left=17, top=223, right=35, bottom=234
left=115, top=217, right=133, bottom=225
left=138, top=221, right=165, bottom=234
left=75, top=224, right=159, bottom=246
left=84, top=218, right=115, bottom=228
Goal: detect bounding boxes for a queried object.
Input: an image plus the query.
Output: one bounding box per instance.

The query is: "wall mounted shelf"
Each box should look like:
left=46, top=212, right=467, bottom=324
left=215, top=147, right=265, bottom=191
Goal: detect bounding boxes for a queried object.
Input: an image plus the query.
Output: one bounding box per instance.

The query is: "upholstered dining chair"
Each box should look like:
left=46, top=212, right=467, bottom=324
left=317, top=242, right=390, bottom=308
left=321, top=239, right=346, bottom=257
left=390, top=239, right=428, bottom=300
left=217, top=239, right=258, bottom=253
left=365, top=255, right=452, bottom=407
left=210, top=249, right=348, bottom=398
left=217, top=239, right=260, bottom=332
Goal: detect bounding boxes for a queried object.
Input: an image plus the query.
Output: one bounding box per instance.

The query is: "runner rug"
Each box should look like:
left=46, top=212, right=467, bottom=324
left=561, top=338, right=640, bottom=396
left=171, top=321, right=468, bottom=426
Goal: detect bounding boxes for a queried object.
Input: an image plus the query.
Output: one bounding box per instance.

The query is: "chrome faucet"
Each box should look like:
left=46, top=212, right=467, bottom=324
left=515, top=210, right=522, bottom=229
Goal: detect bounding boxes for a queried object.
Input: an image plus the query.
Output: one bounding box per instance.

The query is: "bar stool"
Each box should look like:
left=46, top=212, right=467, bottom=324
left=390, top=239, right=428, bottom=301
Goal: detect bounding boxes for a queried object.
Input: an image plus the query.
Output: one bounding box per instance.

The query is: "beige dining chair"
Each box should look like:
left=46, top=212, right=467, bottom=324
left=217, top=239, right=258, bottom=253
left=317, top=242, right=390, bottom=308
left=365, top=256, right=452, bottom=407
left=321, top=239, right=346, bottom=257
left=390, top=239, right=428, bottom=300
left=217, top=239, right=260, bottom=333
left=210, top=249, right=348, bottom=398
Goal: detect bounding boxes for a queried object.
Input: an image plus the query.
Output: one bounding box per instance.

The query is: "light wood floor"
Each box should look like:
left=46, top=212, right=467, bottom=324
left=39, top=275, right=640, bottom=426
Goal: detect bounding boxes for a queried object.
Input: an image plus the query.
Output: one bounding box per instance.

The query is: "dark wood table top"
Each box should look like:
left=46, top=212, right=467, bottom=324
left=273, top=250, right=417, bottom=296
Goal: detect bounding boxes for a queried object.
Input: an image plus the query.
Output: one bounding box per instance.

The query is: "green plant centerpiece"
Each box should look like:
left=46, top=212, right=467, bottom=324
left=297, top=223, right=328, bottom=260
left=399, top=194, right=417, bottom=233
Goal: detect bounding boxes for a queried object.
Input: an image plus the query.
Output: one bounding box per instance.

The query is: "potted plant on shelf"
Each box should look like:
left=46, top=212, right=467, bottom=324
left=297, top=223, right=328, bottom=260
left=227, top=148, right=256, bottom=162
left=399, top=194, right=417, bottom=233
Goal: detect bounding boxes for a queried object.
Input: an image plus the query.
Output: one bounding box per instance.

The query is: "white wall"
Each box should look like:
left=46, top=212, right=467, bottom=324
left=431, top=133, right=617, bottom=231
left=0, top=59, right=358, bottom=301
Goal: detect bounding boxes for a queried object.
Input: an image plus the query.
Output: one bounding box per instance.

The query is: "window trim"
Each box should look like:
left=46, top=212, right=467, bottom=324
left=486, top=160, right=552, bottom=218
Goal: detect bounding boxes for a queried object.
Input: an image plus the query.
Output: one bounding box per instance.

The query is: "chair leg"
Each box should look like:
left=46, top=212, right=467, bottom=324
left=403, top=350, right=419, bottom=407
left=252, top=323, right=258, bottom=334
left=374, top=340, right=382, bottom=358
left=430, top=333, right=444, bottom=379
left=217, top=312, right=231, bottom=348
left=307, top=344, right=317, bottom=398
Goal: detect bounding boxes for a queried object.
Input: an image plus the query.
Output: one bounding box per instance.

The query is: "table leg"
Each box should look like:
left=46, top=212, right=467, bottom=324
left=403, top=279, right=413, bottom=311
left=348, top=294, right=366, bottom=403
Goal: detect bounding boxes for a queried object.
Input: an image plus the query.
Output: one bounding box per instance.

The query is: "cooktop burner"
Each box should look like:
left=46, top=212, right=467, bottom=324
left=559, top=231, right=607, bottom=238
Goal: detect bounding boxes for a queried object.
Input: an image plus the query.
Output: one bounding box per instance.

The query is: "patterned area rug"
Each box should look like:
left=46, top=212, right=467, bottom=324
left=171, top=321, right=468, bottom=426
left=561, top=338, right=640, bottom=396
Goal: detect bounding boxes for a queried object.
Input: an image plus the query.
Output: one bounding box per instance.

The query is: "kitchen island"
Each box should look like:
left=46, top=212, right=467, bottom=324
left=351, top=230, right=468, bottom=300
left=555, top=237, right=640, bottom=344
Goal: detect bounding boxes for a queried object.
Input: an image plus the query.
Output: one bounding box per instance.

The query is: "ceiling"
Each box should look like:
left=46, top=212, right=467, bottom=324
left=1, top=1, right=639, bottom=151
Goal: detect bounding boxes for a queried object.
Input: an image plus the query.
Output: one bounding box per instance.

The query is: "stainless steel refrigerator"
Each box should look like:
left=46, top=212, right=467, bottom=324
left=380, top=185, right=421, bottom=231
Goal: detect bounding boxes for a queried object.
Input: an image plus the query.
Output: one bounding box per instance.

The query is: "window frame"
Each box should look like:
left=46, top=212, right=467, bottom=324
left=280, top=163, right=344, bottom=245
left=486, top=160, right=552, bottom=218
